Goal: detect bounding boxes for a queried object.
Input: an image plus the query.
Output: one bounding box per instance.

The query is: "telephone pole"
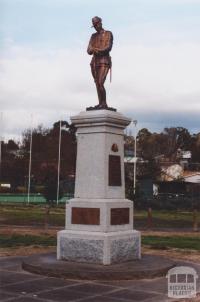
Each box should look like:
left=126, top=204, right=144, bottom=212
left=0, top=112, right=3, bottom=182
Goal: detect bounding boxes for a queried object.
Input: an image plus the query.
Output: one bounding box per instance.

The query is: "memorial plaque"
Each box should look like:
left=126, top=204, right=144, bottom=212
left=72, top=207, right=100, bottom=225
left=111, top=208, right=129, bottom=225
left=109, top=155, right=122, bottom=186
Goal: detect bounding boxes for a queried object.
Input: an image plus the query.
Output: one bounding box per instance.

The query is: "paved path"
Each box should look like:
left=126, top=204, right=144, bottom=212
left=0, top=255, right=200, bottom=302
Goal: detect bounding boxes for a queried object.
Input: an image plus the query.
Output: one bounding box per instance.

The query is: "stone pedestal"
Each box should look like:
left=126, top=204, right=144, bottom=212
left=57, top=110, right=141, bottom=265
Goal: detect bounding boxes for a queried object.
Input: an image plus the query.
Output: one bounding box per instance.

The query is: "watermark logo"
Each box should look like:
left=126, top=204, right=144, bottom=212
left=166, top=266, right=198, bottom=299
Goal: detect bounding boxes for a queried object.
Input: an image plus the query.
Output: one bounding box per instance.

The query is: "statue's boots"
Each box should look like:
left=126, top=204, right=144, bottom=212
left=98, top=103, right=108, bottom=109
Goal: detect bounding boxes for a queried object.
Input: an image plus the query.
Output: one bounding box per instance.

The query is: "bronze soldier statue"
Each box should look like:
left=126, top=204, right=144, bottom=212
left=87, top=16, right=113, bottom=109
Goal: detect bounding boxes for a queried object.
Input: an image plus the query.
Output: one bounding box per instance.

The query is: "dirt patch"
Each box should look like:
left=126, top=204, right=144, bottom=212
left=141, top=230, right=200, bottom=263
left=0, top=225, right=61, bottom=236
left=0, top=226, right=58, bottom=257
left=1, top=226, right=199, bottom=237
left=142, top=246, right=200, bottom=263
left=142, top=230, right=200, bottom=237
left=0, top=245, right=56, bottom=257
left=1, top=226, right=200, bottom=264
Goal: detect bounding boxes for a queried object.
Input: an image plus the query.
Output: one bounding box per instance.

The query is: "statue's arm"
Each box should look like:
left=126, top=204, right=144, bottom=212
left=87, top=35, right=94, bottom=55
left=96, top=31, right=113, bottom=55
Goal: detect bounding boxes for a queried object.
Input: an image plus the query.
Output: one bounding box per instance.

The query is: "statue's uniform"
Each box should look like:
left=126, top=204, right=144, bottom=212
left=87, top=29, right=113, bottom=107
left=88, top=30, right=113, bottom=69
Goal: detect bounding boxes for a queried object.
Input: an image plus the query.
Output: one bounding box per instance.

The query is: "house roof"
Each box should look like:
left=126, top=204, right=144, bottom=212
left=161, top=164, right=183, bottom=181
left=183, top=172, right=200, bottom=183
left=161, top=169, right=200, bottom=183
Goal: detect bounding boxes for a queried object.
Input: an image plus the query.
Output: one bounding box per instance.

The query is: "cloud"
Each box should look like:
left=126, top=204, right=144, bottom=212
left=0, top=32, right=200, bottom=140
left=162, top=0, right=200, bottom=3
left=0, top=43, right=93, bottom=139
left=111, top=41, right=200, bottom=111
left=133, top=0, right=200, bottom=3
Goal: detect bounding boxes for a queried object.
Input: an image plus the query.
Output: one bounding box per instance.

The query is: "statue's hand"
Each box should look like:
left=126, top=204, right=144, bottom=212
left=93, top=48, right=100, bottom=55
left=87, top=46, right=93, bottom=55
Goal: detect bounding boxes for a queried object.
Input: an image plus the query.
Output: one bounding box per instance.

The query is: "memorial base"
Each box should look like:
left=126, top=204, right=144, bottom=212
left=57, top=109, right=141, bottom=266
left=57, top=229, right=141, bottom=265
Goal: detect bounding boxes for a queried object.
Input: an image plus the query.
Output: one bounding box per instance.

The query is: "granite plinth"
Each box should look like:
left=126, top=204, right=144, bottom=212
left=57, top=230, right=141, bottom=265
left=22, top=253, right=176, bottom=280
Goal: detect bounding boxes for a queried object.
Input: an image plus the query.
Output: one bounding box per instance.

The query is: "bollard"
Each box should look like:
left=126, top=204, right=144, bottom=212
left=147, top=207, right=153, bottom=229
left=193, top=209, right=198, bottom=232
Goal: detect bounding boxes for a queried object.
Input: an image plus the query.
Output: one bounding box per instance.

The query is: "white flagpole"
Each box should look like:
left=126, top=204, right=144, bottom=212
left=27, top=115, right=33, bottom=205
left=133, top=120, right=137, bottom=196
left=57, top=120, right=62, bottom=205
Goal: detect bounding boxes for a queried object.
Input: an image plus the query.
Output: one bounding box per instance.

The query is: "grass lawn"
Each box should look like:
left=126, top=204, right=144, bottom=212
left=0, top=232, right=199, bottom=252
left=0, top=234, right=56, bottom=248
left=142, top=235, right=200, bottom=250
left=135, top=210, right=200, bottom=229
left=1, top=204, right=199, bottom=260
left=0, top=204, right=65, bottom=226
left=0, top=204, right=200, bottom=229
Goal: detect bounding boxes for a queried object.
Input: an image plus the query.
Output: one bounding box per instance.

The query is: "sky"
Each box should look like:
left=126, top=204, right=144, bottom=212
left=0, top=0, right=200, bottom=140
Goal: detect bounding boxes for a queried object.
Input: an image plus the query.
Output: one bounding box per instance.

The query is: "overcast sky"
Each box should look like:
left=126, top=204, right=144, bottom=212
left=0, top=0, right=200, bottom=140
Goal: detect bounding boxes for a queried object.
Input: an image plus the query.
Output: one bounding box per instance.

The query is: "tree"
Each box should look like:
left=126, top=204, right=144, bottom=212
left=163, top=127, right=192, bottom=157
left=42, top=166, right=64, bottom=230
left=19, top=121, right=77, bottom=191
left=7, top=139, right=19, bottom=151
left=191, top=133, right=200, bottom=163
left=176, top=127, right=191, bottom=150
left=137, top=128, right=152, bottom=159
